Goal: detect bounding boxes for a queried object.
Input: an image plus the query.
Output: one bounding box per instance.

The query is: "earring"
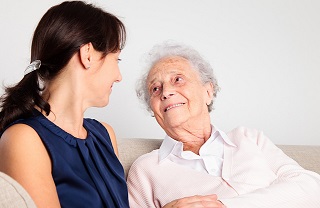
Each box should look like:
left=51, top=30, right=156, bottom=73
left=86, top=66, right=90, bottom=69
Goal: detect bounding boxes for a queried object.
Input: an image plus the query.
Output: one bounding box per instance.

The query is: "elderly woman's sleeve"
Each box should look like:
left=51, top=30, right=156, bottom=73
left=221, top=129, right=320, bottom=208
left=127, top=152, right=161, bottom=208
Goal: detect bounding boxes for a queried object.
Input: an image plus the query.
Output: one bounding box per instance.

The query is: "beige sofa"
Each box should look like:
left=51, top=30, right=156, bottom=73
left=1, top=138, right=320, bottom=207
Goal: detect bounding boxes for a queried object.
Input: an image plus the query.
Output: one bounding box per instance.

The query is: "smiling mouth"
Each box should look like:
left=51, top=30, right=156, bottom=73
left=164, top=103, right=185, bottom=112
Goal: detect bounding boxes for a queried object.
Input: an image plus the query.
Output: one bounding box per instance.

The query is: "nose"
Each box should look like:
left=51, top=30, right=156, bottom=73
left=117, top=73, right=122, bottom=82
left=161, top=84, right=175, bottom=101
left=115, top=69, right=122, bottom=83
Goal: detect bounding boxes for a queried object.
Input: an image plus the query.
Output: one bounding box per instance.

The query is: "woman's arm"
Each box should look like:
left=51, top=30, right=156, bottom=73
left=0, top=124, right=61, bottom=208
left=221, top=128, right=320, bottom=207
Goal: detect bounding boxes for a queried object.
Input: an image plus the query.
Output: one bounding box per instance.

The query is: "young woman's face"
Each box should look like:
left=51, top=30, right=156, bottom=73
left=86, top=51, right=122, bottom=107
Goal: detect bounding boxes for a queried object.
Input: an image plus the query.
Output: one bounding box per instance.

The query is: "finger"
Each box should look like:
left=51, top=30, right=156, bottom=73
left=164, top=195, right=222, bottom=208
left=200, top=194, right=218, bottom=201
left=201, top=200, right=226, bottom=208
left=183, top=194, right=218, bottom=202
left=172, top=195, right=221, bottom=207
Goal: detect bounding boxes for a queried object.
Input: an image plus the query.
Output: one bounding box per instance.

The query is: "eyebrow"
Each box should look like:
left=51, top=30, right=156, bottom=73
left=148, top=70, right=181, bottom=85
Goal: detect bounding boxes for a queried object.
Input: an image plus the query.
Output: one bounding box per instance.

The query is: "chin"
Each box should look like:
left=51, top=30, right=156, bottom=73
left=101, top=95, right=110, bottom=106
left=102, top=100, right=110, bottom=107
left=93, top=99, right=109, bottom=108
left=163, top=118, right=187, bottom=129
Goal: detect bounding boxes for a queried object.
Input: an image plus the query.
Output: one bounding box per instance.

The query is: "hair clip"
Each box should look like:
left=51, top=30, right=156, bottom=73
left=24, top=60, right=41, bottom=75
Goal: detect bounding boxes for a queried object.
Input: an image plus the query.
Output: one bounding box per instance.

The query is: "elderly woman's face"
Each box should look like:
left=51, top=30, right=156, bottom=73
left=147, top=56, right=213, bottom=130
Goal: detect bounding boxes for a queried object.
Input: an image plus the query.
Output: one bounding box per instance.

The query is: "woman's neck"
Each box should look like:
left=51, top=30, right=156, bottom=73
left=166, top=118, right=212, bottom=155
left=39, top=91, right=87, bottom=139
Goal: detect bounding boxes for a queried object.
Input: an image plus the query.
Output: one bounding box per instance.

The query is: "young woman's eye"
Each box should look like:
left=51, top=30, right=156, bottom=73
left=117, top=58, right=122, bottom=63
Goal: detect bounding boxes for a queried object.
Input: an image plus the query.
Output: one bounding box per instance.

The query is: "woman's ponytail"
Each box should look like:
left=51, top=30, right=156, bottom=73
left=0, top=71, right=49, bottom=132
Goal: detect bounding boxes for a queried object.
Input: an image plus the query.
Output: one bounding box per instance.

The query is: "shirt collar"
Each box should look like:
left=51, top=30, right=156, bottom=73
left=158, top=125, right=236, bottom=162
left=158, top=134, right=179, bottom=161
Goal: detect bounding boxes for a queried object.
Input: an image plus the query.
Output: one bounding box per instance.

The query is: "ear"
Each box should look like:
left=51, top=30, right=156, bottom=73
left=204, top=82, right=214, bottom=105
left=79, top=43, right=93, bottom=69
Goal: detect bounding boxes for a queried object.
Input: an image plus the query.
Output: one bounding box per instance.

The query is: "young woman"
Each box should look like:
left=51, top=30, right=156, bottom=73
left=0, top=1, right=128, bottom=207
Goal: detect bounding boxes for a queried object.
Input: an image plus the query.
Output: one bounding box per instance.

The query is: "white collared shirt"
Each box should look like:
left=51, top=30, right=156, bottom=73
left=159, top=125, right=236, bottom=176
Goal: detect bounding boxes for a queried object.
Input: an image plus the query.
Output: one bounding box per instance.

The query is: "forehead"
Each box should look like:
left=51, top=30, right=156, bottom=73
left=147, top=56, right=196, bottom=80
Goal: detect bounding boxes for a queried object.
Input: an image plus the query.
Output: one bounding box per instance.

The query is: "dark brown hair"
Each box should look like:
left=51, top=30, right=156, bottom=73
left=0, top=1, right=126, bottom=132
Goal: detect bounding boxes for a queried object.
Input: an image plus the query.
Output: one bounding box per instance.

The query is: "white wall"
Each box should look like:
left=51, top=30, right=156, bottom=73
left=1, top=0, right=319, bottom=145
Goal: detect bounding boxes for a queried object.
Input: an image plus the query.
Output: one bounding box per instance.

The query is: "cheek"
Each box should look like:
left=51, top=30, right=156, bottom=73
left=150, top=99, right=157, bottom=111
left=186, top=88, right=207, bottom=107
left=150, top=99, right=161, bottom=113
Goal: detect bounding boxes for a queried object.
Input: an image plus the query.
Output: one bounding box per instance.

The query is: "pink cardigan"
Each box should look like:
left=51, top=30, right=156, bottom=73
left=127, top=127, right=320, bottom=208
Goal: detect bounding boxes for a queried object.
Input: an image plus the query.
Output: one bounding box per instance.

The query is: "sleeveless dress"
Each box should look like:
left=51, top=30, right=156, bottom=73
left=4, top=110, right=129, bottom=208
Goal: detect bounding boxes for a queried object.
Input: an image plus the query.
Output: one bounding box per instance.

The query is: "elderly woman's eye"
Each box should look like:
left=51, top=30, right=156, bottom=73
left=175, top=77, right=183, bottom=82
left=151, top=86, right=161, bottom=96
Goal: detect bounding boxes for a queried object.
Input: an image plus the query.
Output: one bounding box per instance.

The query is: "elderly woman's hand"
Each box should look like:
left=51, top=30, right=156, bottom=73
left=163, top=194, right=226, bottom=208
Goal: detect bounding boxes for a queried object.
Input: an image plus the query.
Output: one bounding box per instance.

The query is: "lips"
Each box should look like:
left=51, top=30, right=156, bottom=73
left=164, top=103, right=185, bottom=112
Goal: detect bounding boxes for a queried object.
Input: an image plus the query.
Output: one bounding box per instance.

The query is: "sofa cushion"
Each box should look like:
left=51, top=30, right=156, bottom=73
left=118, top=138, right=163, bottom=177
left=0, top=172, right=36, bottom=208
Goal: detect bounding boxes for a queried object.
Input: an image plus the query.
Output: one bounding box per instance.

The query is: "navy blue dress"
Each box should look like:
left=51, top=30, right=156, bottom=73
left=5, top=110, right=129, bottom=208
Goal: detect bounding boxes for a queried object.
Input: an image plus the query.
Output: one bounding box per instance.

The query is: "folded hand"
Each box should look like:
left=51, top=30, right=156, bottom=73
left=163, top=194, right=226, bottom=208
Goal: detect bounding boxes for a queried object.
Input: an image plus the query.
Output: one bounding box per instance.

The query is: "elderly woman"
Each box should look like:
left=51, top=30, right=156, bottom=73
left=127, top=42, right=320, bottom=208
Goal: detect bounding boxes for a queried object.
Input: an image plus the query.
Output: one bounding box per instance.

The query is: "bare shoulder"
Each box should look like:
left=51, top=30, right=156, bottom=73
left=100, top=121, right=119, bottom=156
left=0, top=123, right=50, bottom=173
left=0, top=123, right=60, bottom=207
left=0, top=124, right=43, bottom=156
left=1, top=123, right=39, bottom=137
left=100, top=121, right=116, bottom=140
left=100, top=121, right=114, bottom=133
